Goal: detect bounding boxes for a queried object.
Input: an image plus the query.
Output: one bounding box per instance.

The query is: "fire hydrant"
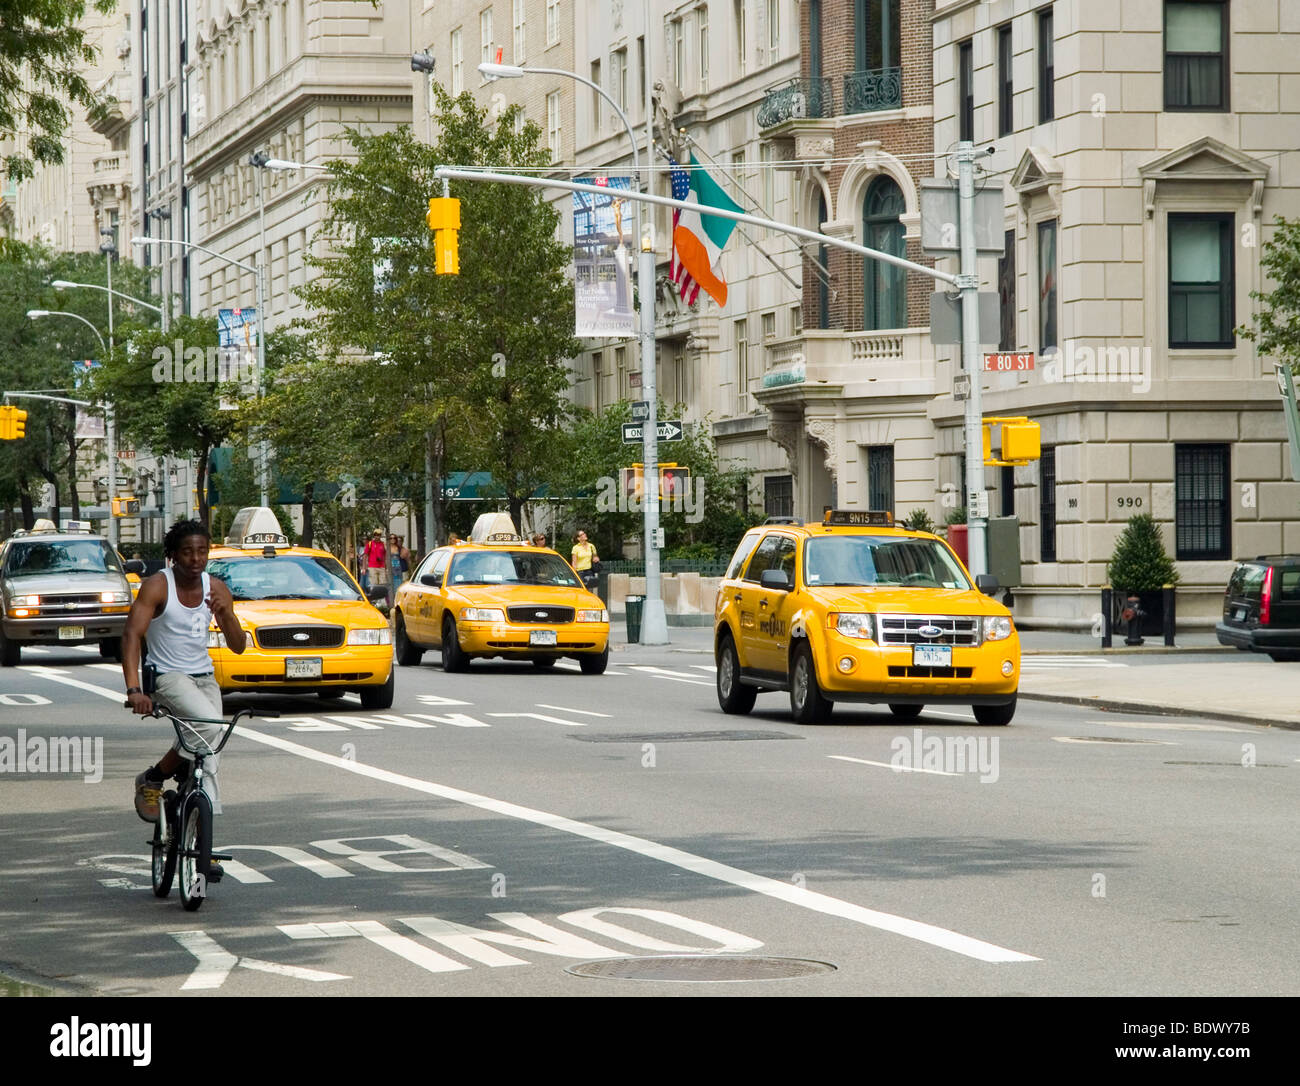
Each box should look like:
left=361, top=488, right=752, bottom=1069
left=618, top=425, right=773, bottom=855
left=1121, top=595, right=1145, bottom=646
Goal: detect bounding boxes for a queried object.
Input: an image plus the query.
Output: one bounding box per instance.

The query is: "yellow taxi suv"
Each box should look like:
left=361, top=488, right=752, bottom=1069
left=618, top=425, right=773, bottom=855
left=205, top=509, right=394, bottom=708
left=714, top=510, right=1020, bottom=725
left=394, top=536, right=610, bottom=675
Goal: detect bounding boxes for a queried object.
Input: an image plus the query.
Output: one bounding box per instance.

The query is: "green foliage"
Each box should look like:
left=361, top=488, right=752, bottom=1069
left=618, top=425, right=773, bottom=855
left=0, top=0, right=119, bottom=180
left=900, top=508, right=937, bottom=533
left=1107, top=513, right=1179, bottom=593
left=945, top=506, right=968, bottom=525
left=1241, top=215, right=1300, bottom=375
left=664, top=541, right=720, bottom=562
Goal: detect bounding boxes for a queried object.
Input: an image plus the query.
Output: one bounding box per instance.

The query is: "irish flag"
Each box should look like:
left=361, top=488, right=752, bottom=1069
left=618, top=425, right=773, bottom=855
left=670, top=155, right=743, bottom=308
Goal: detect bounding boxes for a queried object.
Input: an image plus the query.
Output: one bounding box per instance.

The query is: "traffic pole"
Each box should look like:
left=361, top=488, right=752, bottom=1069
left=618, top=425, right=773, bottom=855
left=957, top=142, right=987, bottom=578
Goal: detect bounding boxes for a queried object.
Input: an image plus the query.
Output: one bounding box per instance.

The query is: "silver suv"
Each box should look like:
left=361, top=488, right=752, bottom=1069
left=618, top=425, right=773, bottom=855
left=0, top=529, right=134, bottom=665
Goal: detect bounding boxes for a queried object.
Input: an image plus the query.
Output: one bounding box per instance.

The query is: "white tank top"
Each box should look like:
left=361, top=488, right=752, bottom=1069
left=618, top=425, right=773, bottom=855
left=145, top=568, right=214, bottom=674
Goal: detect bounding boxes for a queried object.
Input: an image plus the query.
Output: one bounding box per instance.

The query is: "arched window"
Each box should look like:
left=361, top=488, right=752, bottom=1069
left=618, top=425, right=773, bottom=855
left=863, top=176, right=906, bottom=329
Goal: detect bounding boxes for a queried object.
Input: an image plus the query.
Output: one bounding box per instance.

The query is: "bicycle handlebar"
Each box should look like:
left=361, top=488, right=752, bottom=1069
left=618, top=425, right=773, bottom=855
left=121, top=702, right=281, bottom=757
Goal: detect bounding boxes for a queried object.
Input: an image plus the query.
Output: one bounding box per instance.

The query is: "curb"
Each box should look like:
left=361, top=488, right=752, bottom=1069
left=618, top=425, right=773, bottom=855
left=1021, top=646, right=1236, bottom=656
left=1018, top=691, right=1299, bottom=731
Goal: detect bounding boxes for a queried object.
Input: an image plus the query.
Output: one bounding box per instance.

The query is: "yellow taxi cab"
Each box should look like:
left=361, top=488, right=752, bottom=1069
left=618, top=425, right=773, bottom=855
left=394, top=514, right=610, bottom=674
left=714, top=510, right=1020, bottom=725
left=204, top=508, right=394, bottom=707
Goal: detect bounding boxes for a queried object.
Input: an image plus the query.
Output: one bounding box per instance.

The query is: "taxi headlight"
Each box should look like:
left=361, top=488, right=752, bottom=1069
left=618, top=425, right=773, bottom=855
left=101, top=590, right=131, bottom=604
left=461, top=607, right=505, bottom=623
left=832, top=612, right=875, bottom=640
left=347, top=628, right=392, bottom=645
left=576, top=609, right=608, bottom=623
left=983, top=616, right=1013, bottom=642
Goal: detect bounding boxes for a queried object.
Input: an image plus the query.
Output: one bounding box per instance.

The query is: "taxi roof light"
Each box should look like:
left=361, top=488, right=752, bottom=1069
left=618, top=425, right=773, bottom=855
left=822, top=509, right=894, bottom=527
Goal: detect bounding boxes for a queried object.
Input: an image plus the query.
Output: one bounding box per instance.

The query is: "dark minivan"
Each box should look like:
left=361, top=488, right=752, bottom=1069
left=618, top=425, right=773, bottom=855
left=1215, top=556, right=1300, bottom=661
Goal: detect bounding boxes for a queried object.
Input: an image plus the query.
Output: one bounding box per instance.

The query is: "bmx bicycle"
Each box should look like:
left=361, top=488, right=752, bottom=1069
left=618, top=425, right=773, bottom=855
left=131, top=704, right=278, bottom=911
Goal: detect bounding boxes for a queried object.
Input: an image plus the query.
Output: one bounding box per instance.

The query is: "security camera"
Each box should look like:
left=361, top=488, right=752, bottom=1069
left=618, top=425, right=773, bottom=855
left=985, top=145, right=997, bottom=156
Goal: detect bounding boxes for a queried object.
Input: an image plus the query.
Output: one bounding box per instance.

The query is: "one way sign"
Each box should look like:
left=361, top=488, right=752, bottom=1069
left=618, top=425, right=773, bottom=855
left=622, top=420, right=684, bottom=444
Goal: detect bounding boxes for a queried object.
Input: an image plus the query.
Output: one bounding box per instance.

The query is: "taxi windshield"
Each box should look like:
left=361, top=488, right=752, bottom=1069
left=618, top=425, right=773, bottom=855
left=3, top=538, right=123, bottom=577
left=205, top=554, right=363, bottom=601
left=447, top=550, right=581, bottom=588
left=804, top=535, right=971, bottom=590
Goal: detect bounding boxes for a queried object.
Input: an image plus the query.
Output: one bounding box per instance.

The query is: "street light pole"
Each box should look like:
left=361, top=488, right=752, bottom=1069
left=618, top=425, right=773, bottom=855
left=475, top=56, right=668, bottom=642
left=956, top=142, right=987, bottom=578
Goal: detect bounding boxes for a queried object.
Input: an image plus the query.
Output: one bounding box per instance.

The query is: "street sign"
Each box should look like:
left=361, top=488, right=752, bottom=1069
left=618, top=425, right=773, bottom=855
left=630, top=399, right=650, bottom=420
left=953, top=374, right=971, bottom=401
left=984, top=352, right=1035, bottom=372
left=968, top=490, right=990, bottom=519
left=929, top=291, right=1000, bottom=346
left=622, top=420, right=684, bottom=444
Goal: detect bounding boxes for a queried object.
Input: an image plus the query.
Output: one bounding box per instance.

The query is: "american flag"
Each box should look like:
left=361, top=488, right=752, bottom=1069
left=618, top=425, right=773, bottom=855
left=667, top=156, right=700, bottom=306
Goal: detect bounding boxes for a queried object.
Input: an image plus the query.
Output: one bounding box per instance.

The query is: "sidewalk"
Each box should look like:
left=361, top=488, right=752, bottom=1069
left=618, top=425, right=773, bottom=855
left=610, top=624, right=1295, bottom=728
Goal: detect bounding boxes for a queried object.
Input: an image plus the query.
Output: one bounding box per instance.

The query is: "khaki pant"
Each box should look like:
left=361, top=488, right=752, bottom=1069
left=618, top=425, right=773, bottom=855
left=369, top=566, right=391, bottom=586
left=155, top=672, right=225, bottom=815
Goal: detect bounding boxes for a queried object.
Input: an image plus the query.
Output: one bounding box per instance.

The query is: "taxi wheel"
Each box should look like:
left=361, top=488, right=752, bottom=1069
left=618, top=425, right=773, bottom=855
left=360, top=670, right=395, bottom=710
left=441, top=618, right=469, bottom=672
left=790, top=642, right=833, bottom=724
left=973, top=697, right=1016, bottom=726
left=715, top=634, right=755, bottom=715
left=395, top=614, right=424, bottom=666
left=888, top=704, right=924, bottom=721
left=578, top=647, right=609, bottom=675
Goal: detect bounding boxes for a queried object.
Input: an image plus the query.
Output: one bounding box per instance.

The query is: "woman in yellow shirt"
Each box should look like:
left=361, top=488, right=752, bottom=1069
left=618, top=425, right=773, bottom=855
left=571, top=530, right=599, bottom=589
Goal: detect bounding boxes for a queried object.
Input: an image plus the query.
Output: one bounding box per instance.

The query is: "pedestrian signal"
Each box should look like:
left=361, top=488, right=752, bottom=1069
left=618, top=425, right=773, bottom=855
left=112, top=495, right=141, bottom=516
left=620, top=463, right=692, bottom=503
left=426, top=196, right=461, bottom=275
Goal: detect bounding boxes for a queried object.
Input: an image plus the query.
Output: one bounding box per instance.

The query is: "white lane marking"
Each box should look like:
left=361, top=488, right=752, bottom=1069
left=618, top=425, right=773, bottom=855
left=487, top=712, right=587, bottom=728
left=628, top=665, right=713, bottom=686
left=24, top=647, right=50, bottom=654
left=237, top=958, right=351, bottom=982
left=691, top=665, right=717, bottom=673
left=920, top=710, right=971, bottom=720
left=1094, top=720, right=1255, bottom=733
left=535, top=704, right=611, bottom=717
left=18, top=666, right=130, bottom=699
left=34, top=668, right=1040, bottom=963
left=1052, top=737, right=1177, bottom=745
left=415, top=694, right=473, bottom=707
left=1021, top=657, right=1127, bottom=668
left=553, top=660, right=580, bottom=672
left=70, top=644, right=98, bottom=653
left=172, top=930, right=348, bottom=989
left=87, top=663, right=121, bottom=673
left=828, top=754, right=961, bottom=777
left=281, top=920, right=469, bottom=974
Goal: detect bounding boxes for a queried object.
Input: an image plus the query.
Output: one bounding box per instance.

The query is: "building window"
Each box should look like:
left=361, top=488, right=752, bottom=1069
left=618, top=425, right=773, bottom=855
left=1037, top=5, right=1055, bottom=123
left=546, top=91, right=561, bottom=157
left=816, top=190, right=829, bottom=329
left=958, top=39, right=974, bottom=142
left=480, top=9, right=493, bottom=67
left=671, top=18, right=684, bottom=86
left=699, top=5, right=710, bottom=85
left=759, top=141, right=773, bottom=216
left=1039, top=446, right=1056, bottom=562
left=809, top=0, right=822, bottom=81
left=450, top=29, right=463, bottom=95
left=863, top=176, right=906, bottom=330
left=767, top=0, right=779, bottom=60
left=1037, top=219, right=1057, bottom=352
left=1168, top=213, right=1234, bottom=348
left=590, top=60, right=601, bottom=128
left=734, top=0, right=746, bottom=73
left=997, top=23, right=1014, bottom=136
left=1165, top=1, right=1228, bottom=110
left=855, top=0, right=899, bottom=71
left=791, top=303, right=802, bottom=336
left=999, top=228, right=1016, bottom=351
left=762, top=310, right=776, bottom=342
left=734, top=317, right=748, bottom=413
left=1000, top=464, right=1015, bottom=517
left=612, top=48, right=627, bottom=111
left=764, top=475, right=793, bottom=519
left=513, top=0, right=526, bottom=62
left=637, top=36, right=645, bottom=101
left=1175, top=443, right=1230, bottom=559
left=546, top=0, right=560, bottom=47
left=867, top=446, right=895, bottom=512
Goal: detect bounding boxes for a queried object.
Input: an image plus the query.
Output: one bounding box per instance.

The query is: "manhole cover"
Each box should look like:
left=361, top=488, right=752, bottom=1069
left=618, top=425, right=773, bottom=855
left=566, top=954, right=836, bottom=983
left=569, top=731, right=801, bottom=743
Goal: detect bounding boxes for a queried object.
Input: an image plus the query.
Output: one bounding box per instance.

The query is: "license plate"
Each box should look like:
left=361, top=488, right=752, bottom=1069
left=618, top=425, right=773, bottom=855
left=529, top=630, right=558, bottom=647
left=57, top=625, right=84, bottom=641
left=913, top=644, right=951, bottom=667
left=285, top=657, right=322, bottom=679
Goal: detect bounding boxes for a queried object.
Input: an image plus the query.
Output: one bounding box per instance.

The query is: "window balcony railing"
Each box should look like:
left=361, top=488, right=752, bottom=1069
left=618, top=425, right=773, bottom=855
left=842, top=67, right=902, bottom=115
left=757, top=77, right=834, bottom=129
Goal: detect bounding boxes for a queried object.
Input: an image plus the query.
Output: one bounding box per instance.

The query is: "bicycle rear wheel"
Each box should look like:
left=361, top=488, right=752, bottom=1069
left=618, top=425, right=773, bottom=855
left=178, top=791, right=213, bottom=912
left=150, top=790, right=177, bottom=898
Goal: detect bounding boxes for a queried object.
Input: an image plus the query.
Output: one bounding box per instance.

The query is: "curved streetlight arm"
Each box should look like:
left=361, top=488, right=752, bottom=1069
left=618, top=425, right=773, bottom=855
left=27, top=309, right=108, bottom=353
left=131, top=236, right=258, bottom=277
left=51, top=280, right=163, bottom=315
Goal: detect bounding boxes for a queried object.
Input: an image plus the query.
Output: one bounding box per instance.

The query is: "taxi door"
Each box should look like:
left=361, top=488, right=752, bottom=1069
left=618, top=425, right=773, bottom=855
left=740, top=534, right=797, bottom=674
left=406, top=549, right=449, bottom=642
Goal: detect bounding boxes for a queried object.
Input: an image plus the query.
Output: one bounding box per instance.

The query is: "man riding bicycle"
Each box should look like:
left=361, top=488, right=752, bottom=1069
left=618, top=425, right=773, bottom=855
left=122, top=521, right=246, bottom=875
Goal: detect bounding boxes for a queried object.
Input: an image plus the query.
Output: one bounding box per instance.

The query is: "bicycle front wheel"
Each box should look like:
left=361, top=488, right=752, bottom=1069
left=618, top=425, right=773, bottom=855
left=177, top=791, right=213, bottom=912
left=151, top=790, right=177, bottom=898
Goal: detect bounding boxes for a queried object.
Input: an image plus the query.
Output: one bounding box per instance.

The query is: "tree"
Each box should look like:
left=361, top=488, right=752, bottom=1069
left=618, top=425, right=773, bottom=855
left=91, top=314, right=241, bottom=525
left=1241, top=216, right=1300, bottom=375
left=0, top=0, right=118, bottom=182
left=1107, top=513, right=1179, bottom=594
left=297, top=87, right=580, bottom=541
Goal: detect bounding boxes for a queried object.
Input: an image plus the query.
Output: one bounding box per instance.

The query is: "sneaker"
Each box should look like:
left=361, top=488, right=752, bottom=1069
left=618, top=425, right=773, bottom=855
left=133, top=770, right=163, bottom=822
left=206, top=860, right=224, bottom=884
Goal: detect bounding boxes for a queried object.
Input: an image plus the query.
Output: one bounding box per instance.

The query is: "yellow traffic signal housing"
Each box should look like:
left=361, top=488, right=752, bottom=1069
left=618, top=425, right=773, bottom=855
left=982, top=416, right=1041, bottom=466
left=621, top=463, right=692, bottom=503
left=0, top=405, right=27, bottom=440
left=112, top=495, right=141, bottom=516
left=426, top=196, right=461, bottom=275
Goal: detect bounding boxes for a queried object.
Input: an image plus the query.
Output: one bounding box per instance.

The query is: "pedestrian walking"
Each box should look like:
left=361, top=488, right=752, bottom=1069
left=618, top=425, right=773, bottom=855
left=365, top=528, right=389, bottom=600
left=571, top=529, right=600, bottom=592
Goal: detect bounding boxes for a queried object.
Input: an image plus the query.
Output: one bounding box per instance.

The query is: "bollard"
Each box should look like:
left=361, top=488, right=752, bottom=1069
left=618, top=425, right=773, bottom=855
left=1101, top=587, right=1113, bottom=649
left=1162, top=584, right=1175, bottom=647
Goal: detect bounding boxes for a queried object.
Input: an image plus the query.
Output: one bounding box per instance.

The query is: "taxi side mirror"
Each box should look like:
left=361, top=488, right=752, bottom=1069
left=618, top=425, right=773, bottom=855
left=976, top=574, right=999, bottom=596
left=366, top=584, right=389, bottom=602
left=124, top=559, right=146, bottom=576
left=419, top=574, right=441, bottom=587
left=760, top=569, right=792, bottom=591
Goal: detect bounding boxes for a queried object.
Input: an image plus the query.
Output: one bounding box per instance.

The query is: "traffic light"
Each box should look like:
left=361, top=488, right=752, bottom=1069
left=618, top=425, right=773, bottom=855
left=982, top=416, right=1041, bottom=466
left=426, top=196, right=461, bottom=275
left=0, top=405, right=27, bottom=440
left=112, top=495, right=141, bottom=516
left=620, top=463, right=693, bottom=504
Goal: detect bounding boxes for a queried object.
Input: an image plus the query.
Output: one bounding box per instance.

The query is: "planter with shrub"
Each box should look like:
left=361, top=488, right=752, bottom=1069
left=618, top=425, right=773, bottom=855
left=1106, top=514, right=1179, bottom=639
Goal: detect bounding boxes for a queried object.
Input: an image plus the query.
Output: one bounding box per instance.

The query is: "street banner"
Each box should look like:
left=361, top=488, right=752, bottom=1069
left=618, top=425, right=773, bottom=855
left=75, top=408, right=105, bottom=439
left=573, top=175, right=635, bottom=337
left=218, top=308, right=258, bottom=349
